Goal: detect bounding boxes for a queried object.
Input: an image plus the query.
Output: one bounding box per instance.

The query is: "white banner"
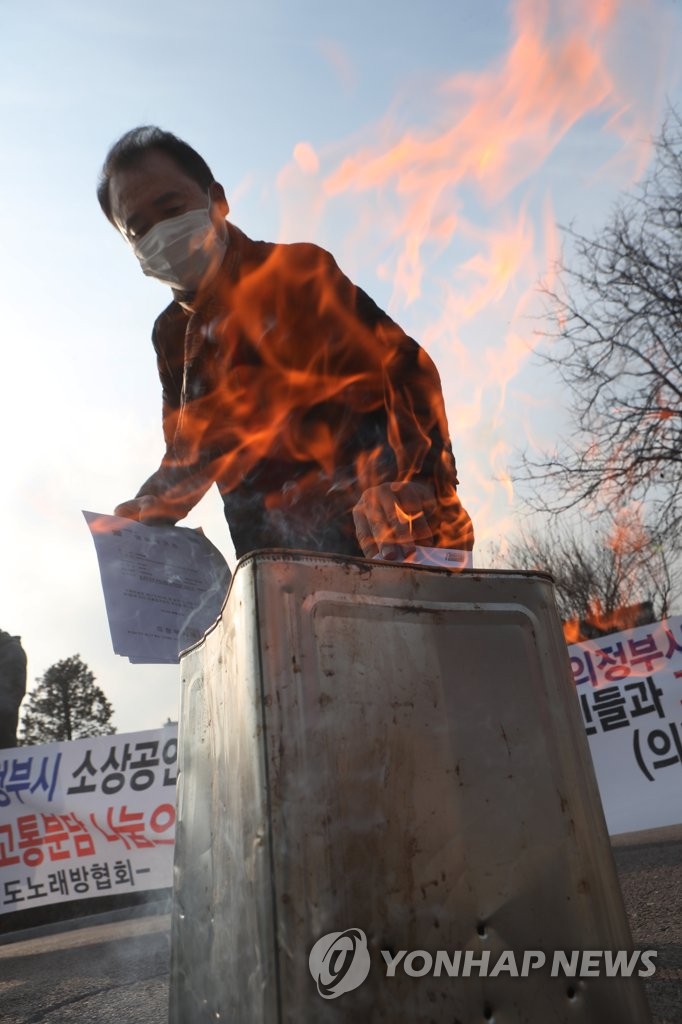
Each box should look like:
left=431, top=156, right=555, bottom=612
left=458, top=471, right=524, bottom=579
left=0, top=725, right=177, bottom=915
left=569, top=615, right=682, bottom=835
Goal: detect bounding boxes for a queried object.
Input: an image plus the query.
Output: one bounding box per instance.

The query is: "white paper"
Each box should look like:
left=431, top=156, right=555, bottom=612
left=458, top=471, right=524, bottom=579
left=84, top=511, right=231, bottom=664
left=373, top=545, right=473, bottom=569
left=403, top=545, right=473, bottom=569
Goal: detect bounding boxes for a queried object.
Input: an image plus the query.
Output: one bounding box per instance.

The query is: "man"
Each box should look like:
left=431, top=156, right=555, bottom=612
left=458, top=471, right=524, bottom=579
left=97, top=127, right=473, bottom=562
left=0, top=630, right=27, bottom=749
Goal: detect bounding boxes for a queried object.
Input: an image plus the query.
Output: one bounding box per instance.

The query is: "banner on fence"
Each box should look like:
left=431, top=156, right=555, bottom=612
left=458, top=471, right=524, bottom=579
left=568, top=614, right=682, bottom=835
left=0, top=724, right=177, bottom=915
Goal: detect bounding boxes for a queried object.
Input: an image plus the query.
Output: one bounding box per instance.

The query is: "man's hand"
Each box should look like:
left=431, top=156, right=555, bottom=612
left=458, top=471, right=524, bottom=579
left=114, top=495, right=178, bottom=527
left=352, top=481, right=437, bottom=560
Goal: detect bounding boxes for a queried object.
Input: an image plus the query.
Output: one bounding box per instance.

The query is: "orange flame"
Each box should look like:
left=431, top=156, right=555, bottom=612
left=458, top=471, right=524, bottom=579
left=272, top=0, right=670, bottom=549
left=562, top=599, right=654, bottom=644
left=136, top=234, right=474, bottom=557
left=129, top=1, right=674, bottom=568
left=322, top=0, right=626, bottom=306
left=561, top=506, right=659, bottom=642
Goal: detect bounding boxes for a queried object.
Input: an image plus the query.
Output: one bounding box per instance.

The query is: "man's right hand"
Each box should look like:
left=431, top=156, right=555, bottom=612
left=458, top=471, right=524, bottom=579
left=114, top=495, right=178, bottom=526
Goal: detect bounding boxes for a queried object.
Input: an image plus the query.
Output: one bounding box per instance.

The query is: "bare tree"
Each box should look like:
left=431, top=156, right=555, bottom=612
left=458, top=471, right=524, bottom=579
left=501, top=511, right=677, bottom=641
left=20, top=655, right=115, bottom=745
left=520, top=110, right=682, bottom=540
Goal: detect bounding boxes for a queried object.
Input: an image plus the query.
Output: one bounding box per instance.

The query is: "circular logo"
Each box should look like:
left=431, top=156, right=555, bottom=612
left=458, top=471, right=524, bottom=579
left=308, top=928, right=371, bottom=999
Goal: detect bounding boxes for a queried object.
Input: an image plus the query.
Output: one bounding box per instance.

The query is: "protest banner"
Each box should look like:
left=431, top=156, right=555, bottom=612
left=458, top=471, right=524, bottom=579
left=568, top=614, right=682, bottom=835
left=0, top=725, right=177, bottom=914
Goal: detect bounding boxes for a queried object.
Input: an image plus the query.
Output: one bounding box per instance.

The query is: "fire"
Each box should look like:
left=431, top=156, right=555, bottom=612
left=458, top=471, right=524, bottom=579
left=272, top=0, right=670, bottom=551
left=130, top=233, right=474, bottom=557
left=563, top=599, right=654, bottom=644
left=561, top=506, right=661, bottom=642
left=322, top=0, right=625, bottom=308
left=109, top=3, right=674, bottom=571
left=293, top=142, right=319, bottom=176
left=394, top=500, right=433, bottom=542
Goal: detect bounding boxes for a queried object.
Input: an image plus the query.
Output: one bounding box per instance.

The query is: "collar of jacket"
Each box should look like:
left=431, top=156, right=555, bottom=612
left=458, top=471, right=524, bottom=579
left=176, top=221, right=255, bottom=317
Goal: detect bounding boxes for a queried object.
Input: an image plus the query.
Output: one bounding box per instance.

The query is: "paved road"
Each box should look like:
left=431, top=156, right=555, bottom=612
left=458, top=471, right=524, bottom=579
left=611, top=826, right=682, bottom=1024
left=1, top=828, right=680, bottom=1023
left=0, top=911, right=170, bottom=1024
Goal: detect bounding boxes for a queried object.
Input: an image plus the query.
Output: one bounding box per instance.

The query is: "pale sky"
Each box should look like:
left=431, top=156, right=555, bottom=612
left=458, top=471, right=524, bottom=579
left=2, top=0, right=681, bottom=733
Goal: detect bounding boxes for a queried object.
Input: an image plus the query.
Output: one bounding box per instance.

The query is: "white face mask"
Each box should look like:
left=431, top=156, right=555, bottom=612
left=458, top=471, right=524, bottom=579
left=131, top=197, right=228, bottom=292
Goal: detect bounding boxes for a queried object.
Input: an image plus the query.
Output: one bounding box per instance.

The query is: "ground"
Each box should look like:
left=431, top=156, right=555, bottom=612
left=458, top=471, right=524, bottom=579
left=0, top=826, right=680, bottom=1023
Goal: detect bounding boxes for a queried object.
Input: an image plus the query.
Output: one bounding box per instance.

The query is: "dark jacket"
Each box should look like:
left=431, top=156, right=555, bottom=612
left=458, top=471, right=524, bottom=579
left=136, top=225, right=473, bottom=559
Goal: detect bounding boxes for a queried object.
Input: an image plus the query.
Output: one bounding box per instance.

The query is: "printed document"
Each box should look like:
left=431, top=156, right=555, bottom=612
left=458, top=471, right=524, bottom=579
left=84, top=511, right=231, bottom=664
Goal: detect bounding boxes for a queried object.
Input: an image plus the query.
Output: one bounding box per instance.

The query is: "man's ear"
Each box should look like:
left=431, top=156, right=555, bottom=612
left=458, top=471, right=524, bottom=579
left=210, top=181, right=229, bottom=218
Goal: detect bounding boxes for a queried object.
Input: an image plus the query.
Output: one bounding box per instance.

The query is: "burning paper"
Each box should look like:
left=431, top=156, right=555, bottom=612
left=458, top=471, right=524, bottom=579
left=84, top=511, right=231, bottom=664
left=402, top=546, right=473, bottom=569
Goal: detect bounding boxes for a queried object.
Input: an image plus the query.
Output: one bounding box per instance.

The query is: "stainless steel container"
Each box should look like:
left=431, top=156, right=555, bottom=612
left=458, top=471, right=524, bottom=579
left=170, top=551, right=651, bottom=1023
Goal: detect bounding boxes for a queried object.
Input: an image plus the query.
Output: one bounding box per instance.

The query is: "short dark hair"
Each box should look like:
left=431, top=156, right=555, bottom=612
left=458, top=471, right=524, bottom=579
left=97, top=125, right=215, bottom=224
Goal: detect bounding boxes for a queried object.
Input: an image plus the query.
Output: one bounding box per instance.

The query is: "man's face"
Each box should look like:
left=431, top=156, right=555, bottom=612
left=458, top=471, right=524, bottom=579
left=108, top=149, right=226, bottom=243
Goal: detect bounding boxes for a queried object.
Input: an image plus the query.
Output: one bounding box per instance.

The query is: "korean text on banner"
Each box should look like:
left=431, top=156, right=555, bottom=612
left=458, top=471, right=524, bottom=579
left=569, top=615, right=682, bottom=835
left=0, top=726, right=178, bottom=915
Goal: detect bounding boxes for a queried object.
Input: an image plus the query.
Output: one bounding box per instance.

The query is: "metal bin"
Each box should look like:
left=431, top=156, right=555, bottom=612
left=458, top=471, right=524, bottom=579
left=170, top=551, right=651, bottom=1023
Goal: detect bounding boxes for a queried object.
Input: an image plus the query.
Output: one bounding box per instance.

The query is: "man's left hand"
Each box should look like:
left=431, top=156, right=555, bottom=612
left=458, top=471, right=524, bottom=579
left=352, top=481, right=436, bottom=560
